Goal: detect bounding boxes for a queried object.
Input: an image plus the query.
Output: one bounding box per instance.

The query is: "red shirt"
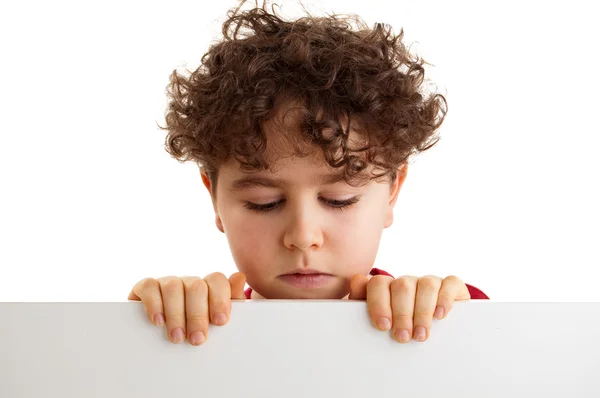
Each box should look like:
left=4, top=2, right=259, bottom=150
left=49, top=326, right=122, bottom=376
left=244, top=267, right=490, bottom=299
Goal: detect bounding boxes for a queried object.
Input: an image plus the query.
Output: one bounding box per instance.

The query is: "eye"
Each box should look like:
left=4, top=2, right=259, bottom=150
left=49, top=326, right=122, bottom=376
left=244, top=200, right=283, bottom=213
left=323, top=197, right=360, bottom=211
left=244, top=196, right=360, bottom=213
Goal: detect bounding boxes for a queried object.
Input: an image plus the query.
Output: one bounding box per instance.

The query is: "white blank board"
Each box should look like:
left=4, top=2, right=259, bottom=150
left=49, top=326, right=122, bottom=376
left=1, top=301, right=599, bottom=397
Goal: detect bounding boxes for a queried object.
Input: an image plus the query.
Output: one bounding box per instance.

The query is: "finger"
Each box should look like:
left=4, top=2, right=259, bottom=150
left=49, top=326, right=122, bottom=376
left=412, top=275, right=442, bottom=342
left=366, top=275, right=393, bottom=331
left=127, top=290, right=140, bottom=301
left=129, top=278, right=165, bottom=327
left=434, top=275, right=470, bottom=320
left=158, top=276, right=186, bottom=344
left=348, top=274, right=369, bottom=300
left=181, top=276, right=209, bottom=346
left=390, top=275, right=418, bottom=343
left=204, top=272, right=231, bottom=326
left=229, top=272, right=247, bottom=300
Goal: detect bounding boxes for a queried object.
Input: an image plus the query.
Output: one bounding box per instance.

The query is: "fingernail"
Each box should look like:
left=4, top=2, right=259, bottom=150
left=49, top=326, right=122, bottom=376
left=414, top=326, right=426, bottom=342
left=377, top=317, right=391, bottom=331
left=154, top=313, right=165, bottom=326
left=171, top=327, right=184, bottom=343
left=434, top=305, right=445, bottom=319
left=190, top=331, right=205, bottom=345
left=213, top=313, right=227, bottom=325
left=395, top=329, right=411, bottom=343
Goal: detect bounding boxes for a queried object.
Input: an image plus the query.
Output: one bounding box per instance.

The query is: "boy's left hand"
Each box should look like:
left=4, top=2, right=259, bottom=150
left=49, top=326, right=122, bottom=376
left=348, top=274, right=470, bottom=343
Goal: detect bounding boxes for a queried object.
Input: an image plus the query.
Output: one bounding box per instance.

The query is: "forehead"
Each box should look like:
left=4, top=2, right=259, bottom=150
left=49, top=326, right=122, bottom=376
left=220, top=151, right=346, bottom=183
left=217, top=99, right=374, bottom=187
left=227, top=171, right=348, bottom=193
left=219, top=153, right=376, bottom=195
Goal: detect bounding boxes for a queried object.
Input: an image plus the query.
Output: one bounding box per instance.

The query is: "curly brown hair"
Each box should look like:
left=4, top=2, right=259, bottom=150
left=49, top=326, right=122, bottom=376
left=160, top=0, right=447, bottom=196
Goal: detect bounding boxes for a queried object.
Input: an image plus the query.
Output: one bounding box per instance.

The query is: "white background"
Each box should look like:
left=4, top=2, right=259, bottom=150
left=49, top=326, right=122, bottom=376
left=0, top=0, right=598, bottom=301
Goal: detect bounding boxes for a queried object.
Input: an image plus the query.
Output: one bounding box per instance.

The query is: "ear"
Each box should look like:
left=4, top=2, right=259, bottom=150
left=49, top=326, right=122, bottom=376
left=384, top=163, right=408, bottom=229
left=200, top=170, right=225, bottom=233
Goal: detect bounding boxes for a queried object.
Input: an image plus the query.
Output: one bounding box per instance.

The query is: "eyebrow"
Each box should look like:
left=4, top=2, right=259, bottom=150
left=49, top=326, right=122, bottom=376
left=229, top=173, right=347, bottom=192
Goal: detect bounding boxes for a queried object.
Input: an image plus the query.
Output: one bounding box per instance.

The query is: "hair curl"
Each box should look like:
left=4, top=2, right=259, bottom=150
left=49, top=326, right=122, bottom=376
left=160, top=0, right=447, bottom=194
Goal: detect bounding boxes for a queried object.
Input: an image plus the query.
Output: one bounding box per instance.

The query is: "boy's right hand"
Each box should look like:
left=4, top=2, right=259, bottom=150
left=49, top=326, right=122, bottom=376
left=127, top=272, right=247, bottom=346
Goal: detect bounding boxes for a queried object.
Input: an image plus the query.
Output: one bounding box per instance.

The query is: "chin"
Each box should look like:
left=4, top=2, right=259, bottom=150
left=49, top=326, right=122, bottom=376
left=274, top=286, right=348, bottom=300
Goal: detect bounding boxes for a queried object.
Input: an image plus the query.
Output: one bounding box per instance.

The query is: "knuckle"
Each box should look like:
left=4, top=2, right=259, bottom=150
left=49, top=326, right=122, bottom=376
left=186, top=314, right=210, bottom=327
left=231, top=271, right=247, bottom=280
left=414, top=309, right=435, bottom=319
left=205, top=272, right=227, bottom=281
left=445, top=274, right=463, bottom=284
left=369, top=275, right=392, bottom=287
left=392, top=313, right=412, bottom=322
left=369, top=275, right=387, bottom=282
left=137, top=277, right=157, bottom=291
left=133, top=279, right=162, bottom=307
left=210, top=299, right=230, bottom=311
left=166, top=313, right=186, bottom=325
left=157, top=275, right=179, bottom=283
left=437, top=290, right=454, bottom=302
left=162, top=278, right=183, bottom=293
left=368, top=303, right=390, bottom=317
left=184, top=278, right=208, bottom=294
left=418, top=276, right=440, bottom=290
left=391, top=276, right=413, bottom=290
left=144, top=296, right=163, bottom=311
left=392, top=314, right=413, bottom=328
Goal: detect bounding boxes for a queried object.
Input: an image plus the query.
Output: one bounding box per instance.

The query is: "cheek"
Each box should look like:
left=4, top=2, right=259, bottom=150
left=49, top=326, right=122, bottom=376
left=335, top=201, right=386, bottom=242
left=221, top=210, right=275, bottom=270
left=325, top=208, right=385, bottom=274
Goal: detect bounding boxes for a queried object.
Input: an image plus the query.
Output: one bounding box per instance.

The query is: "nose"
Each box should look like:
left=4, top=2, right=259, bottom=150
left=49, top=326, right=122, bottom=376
left=282, top=199, right=324, bottom=251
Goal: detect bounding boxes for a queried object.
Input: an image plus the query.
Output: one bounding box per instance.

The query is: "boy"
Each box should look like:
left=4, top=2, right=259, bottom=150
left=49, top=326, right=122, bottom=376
left=128, top=0, right=489, bottom=348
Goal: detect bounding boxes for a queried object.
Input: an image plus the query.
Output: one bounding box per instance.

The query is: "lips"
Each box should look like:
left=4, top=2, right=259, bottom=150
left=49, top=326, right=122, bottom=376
left=278, top=272, right=335, bottom=289
left=282, top=268, right=331, bottom=275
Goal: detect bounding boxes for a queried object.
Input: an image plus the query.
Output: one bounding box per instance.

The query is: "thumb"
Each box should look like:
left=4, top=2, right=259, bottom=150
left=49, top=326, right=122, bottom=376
left=348, top=274, right=369, bottom=300
left=229, top=272, right=247, bottom=300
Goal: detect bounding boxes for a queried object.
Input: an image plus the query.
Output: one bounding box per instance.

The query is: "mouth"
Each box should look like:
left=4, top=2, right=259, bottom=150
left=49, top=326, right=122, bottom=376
left=277, top=271, right=335, bottom=289
left=282, top=268, right=331, bottom=275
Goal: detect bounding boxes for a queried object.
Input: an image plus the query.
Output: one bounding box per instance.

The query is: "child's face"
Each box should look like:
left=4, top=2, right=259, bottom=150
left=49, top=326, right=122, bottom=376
left=202, top=108, right=407, bottom=299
